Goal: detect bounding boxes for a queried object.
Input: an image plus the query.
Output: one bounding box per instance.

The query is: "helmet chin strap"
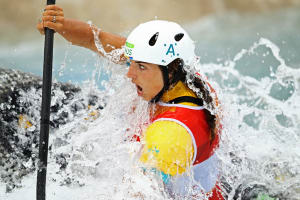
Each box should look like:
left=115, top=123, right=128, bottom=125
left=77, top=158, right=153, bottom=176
left=150, top=65, right=169, bottom=103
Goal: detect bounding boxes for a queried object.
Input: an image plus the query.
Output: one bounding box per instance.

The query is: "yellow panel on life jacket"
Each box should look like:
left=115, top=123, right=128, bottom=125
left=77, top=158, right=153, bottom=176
left=140, top=120, right=194, bottom=176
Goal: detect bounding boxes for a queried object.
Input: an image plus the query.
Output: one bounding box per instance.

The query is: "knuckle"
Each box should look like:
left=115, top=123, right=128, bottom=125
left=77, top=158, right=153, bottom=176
left=42, top=16, right=49, bottom=21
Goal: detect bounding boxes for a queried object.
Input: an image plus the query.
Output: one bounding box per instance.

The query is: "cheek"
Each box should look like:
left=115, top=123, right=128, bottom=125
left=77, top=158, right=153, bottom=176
left=153, top=75, right=164, bottom=90
left=147, top=70, right=164, bottom=93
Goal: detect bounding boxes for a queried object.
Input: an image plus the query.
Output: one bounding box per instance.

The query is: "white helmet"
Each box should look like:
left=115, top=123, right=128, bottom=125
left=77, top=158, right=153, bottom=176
left=124, top=20, right=195, bottom=66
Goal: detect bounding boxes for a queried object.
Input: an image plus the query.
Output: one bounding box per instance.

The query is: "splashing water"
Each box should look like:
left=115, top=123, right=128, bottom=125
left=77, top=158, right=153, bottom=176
left=1, top=9, right=300, bottom=200
left=2, top=34, right=299, bottom=199
left=89, top=21, right=124, bottom=65
left=198, top=38, right=300, bottom=199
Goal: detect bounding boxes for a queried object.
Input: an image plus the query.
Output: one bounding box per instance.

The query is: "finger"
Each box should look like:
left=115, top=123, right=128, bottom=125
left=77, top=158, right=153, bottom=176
left=45, top=5, right=63, bottom=11
left=44, top=21, right=63, bottom=32
left=36, top=23, right=45, bottom=35
left=42, top=16, right=64, bottom=24
left=43, top=10, right=64, bottom=17
left=43, top=16, right=64, bottom=31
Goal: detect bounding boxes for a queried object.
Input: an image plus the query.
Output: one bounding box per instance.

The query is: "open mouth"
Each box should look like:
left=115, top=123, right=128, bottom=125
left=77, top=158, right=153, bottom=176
left=136, top=84, right=143, bottom=95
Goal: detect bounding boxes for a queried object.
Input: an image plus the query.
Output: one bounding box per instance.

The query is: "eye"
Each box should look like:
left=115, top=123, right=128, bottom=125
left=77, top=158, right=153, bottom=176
left=138, top=64, right=146, bottom=70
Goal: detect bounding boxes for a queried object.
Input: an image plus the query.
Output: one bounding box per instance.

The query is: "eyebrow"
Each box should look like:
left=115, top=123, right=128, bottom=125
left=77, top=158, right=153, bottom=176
left=135, top=61, right=148, bottom=65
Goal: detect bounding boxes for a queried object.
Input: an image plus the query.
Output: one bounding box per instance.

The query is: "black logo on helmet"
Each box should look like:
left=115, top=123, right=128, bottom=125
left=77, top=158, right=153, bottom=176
left=149, top=32, right=159, bottom=46
left=174, top=33, right=184, bottom=41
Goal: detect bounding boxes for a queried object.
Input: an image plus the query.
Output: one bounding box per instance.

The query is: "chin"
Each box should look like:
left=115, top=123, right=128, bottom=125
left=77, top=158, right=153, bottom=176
left=141, top=95, right=151, bottom=102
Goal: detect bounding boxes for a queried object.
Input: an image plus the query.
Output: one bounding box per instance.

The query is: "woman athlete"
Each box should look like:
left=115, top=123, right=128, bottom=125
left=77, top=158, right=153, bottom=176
left=37, top=5, right=223, bottom=199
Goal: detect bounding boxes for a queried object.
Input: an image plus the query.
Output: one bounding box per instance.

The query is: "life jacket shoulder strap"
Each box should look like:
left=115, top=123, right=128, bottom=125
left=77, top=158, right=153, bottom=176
left=167, top=96, right=203, bottom=106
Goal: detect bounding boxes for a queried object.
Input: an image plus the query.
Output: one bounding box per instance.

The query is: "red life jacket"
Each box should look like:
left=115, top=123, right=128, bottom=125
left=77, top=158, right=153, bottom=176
left=152, top=102, right=220, bottom=165
left=152, top=102, right=223, bottom=200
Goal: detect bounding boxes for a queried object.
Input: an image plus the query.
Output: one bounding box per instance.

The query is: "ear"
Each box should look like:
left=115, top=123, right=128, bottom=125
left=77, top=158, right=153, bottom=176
left=174, top=33, right=184, bottom=41
left=149, top=32, right=159, bottom=46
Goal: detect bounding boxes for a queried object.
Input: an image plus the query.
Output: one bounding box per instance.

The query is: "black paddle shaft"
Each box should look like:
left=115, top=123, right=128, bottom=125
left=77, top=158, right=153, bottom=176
left=37, top=0, right=56, bottom=200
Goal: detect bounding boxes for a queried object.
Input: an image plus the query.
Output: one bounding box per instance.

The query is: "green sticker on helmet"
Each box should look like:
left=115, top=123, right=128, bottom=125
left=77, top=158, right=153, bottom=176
left=126, top=42, right=134, bottom=48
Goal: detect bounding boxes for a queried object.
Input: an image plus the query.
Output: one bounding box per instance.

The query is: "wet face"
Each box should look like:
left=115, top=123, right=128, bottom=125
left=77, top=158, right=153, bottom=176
left=126, top=60, right=164, bottom=101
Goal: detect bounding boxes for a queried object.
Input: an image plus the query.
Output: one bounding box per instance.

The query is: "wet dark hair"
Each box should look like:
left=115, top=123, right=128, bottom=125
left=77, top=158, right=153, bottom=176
left=162, top=58, right=217, bottom=142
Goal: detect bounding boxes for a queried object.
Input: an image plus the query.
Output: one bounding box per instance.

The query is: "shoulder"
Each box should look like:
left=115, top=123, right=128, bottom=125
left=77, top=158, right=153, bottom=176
left=144, top=120, right=193, bottom=148
left=141, top=120, right=195, bottom=175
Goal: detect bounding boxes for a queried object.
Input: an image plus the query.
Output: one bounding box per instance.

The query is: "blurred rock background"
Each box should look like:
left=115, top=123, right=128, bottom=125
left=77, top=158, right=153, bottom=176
left=1, top=0, right=300, bottom=43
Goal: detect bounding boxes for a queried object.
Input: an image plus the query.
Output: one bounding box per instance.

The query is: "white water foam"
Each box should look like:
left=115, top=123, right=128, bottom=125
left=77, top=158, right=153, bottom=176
left=1, top=34, right=300, bottom=200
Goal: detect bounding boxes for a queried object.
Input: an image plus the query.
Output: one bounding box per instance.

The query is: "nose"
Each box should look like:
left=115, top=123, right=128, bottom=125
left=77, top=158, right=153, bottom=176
left=126, top=63, right=137, bottom=79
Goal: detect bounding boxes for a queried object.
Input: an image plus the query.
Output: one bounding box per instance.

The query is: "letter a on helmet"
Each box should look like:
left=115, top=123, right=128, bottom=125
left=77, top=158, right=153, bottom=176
left=124, top=20, right=196, bottom=66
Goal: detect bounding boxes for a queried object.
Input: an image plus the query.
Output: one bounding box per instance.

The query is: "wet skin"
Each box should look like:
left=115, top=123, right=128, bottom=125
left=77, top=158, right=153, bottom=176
left=126, top=60, right=164, bottom=101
